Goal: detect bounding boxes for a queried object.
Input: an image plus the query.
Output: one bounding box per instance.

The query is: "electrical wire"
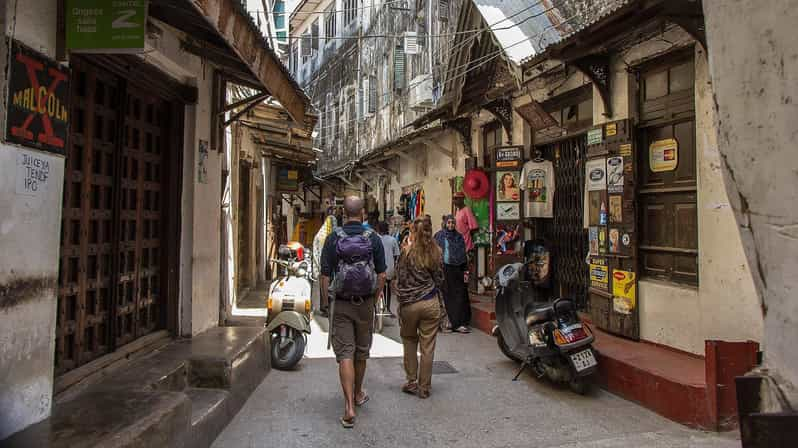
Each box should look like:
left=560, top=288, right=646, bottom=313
left=307, top=11, right=583, bottom=133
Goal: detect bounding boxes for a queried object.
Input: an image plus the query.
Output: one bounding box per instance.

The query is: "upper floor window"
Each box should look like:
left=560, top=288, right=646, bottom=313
left=273, top=0, right=286, bottom=30
left=344, top=0, right=357, bottom=28
left=301, top=31, right=311, bottom=63
left=325, top=4, right=336, bottom=42
left=311, top=20, right=320, bottom=54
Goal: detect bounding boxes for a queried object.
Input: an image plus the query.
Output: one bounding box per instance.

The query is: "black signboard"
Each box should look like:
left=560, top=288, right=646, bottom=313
left=494, top=145, right=523, bottom=168
left=5, top=40, right=70, bottom=155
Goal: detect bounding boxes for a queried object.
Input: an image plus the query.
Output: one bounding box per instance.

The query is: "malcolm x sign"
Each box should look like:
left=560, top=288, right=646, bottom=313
left=5, top=40, right=70, bottom=155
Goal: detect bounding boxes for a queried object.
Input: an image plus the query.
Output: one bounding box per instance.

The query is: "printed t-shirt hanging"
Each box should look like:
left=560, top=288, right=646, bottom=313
left=520, top=160, right=555, bottom=218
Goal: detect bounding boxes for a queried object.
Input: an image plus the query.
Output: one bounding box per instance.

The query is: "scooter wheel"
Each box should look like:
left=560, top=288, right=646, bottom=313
left=497, top=332, right=523, bottom=363
left=569, top=377, right=592, bottom=395
left=271, top=332, right=306, bottom=370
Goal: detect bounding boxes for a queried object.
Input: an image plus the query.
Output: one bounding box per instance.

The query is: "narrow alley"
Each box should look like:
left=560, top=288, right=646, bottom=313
left=215, top=299, right=737, bottom=448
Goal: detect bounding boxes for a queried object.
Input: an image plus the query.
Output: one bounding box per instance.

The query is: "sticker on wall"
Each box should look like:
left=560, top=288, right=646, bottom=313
left=613, top=296, right=633, bottom=315
left=589, top=227, right=599, bottom=256
left=619, top=143, right=632, bottom=157
left=608, top=228, right=621, bottom=254
left=587, top=128, right=603, bottom=145
left=589, top=257, right=609, bottom=291
left=605, top=122, right=617, bottom=137
left=612, top=270, right=636, bottom=304
left=588, top=190, right=608, bottom=226
left=586, top=158, right=607, bottom=191
left=606, top=156, right=624, bottom=194
left=198, top=140, right=209, bottom=184
left=621, top=232, right=631, bottom=247
left=649, top=138, right=678, bottom=172
left=609, top=195, right=622, bottom=224
left=598, top=227, right=607, bottom=254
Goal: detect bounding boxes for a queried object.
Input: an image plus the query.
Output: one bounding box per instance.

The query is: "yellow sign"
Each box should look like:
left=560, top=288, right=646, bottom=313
left=606, top=122, right=617, bottom=137
left=590, top=260, right=608, bottom=291
left=612, top=270, right=636, bottom=313
left=649, top=138, right=678, bottom=172
left=619, top=143, right=632, bottom=157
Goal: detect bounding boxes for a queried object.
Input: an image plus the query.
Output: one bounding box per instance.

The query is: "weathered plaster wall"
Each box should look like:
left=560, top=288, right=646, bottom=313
left=0, top=145, right=64, bottom=440
left=703, top=0, right=798, bottom=398
left=0, top=1, right=61, bottom=438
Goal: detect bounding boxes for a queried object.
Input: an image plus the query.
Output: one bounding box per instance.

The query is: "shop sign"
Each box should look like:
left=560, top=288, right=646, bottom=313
left=619, top=143, right=632, bottom=157
left=496, top=202, right=520, bottom=220
left=587, top=128, right=603, bottom=145
left=495, top=146, right=522, bottom=168
left=612, top=270, right=636, bottom=314
left=605, top=122, right=617, bottom=137
left=5, top=41, right=70, bottom=155
left=589, top=257, right=609, bottom=291
left=66, top=0, right=148, bottom=53
left=649, top=138, right=678, bottom=172
left=276, top=166, right=299, bottom=191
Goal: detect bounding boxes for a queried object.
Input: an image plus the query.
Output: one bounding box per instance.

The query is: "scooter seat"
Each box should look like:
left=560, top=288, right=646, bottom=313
left=526, top=305, right=554, bottom=326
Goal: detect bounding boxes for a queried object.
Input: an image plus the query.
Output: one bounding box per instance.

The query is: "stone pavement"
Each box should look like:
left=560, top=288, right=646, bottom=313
left=212, top=305, right=740, bottom=448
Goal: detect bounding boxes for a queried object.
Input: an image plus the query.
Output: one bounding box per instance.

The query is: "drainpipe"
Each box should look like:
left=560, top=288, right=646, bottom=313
left=356, top=13, right=362, bottom=158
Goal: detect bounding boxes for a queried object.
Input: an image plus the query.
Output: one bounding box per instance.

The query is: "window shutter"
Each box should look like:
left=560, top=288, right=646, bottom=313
left=359, top=81, right=365, bottom=119
left=369, top=75, right=377, bottom=113
left=394, top=45, right=406, bottom=90
left=404, top=32, right=418, bottom=55
left=362, top=77, right=370, bottom=115
left=439, top=0, right=449, bottom=21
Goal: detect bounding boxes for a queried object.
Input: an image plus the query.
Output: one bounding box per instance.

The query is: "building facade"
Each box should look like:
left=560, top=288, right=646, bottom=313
left=0, top=0, right=312, bottom=439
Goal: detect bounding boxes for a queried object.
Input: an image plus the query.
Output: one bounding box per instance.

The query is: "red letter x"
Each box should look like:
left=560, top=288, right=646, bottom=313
left=11, top=53, right=67, bottom=149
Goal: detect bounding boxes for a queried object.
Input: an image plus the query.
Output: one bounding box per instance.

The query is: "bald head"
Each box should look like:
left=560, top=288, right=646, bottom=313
left=343, top=196, right=365, bottom=221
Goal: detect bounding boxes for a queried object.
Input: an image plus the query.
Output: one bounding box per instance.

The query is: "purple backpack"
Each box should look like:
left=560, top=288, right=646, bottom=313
left=332, top=228, right=377, bottom=298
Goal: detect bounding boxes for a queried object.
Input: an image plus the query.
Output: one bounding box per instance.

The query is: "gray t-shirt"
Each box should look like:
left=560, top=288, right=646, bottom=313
left=380, top=234, right=400, bottom=280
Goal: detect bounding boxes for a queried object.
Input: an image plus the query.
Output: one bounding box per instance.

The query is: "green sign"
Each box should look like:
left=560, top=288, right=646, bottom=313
left=587, top=127, right=603, bottom=146
left=66, top=0, right=148, bottom=53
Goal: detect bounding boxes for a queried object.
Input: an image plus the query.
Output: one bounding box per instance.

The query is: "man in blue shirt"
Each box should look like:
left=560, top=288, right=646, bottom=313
left=320, top=196, right=386, bottom=428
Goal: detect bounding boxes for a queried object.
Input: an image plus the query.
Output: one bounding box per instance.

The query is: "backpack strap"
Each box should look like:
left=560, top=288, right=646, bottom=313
left=334, top=227, right=348, bottom=238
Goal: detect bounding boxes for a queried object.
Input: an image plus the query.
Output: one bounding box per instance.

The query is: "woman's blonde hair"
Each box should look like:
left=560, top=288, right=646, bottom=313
left=404, top=218, right=442, bottom=271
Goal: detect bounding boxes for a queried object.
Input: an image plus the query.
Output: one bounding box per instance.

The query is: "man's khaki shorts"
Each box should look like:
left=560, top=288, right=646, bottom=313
left=332, top=296, right=375, bottom=362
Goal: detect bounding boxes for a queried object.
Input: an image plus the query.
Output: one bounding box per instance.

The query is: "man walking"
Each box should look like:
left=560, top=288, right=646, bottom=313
left=320, top=196, right=386, bottom=428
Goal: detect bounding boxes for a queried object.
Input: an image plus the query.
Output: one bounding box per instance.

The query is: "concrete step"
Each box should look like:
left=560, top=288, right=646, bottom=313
left=186, top=388, right=232, bottom=448
left=1, top=326, right=270, bottom=448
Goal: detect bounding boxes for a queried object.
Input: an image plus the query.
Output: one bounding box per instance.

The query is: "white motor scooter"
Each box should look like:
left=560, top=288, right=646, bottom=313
left=266, top=242, right=312, bottom=370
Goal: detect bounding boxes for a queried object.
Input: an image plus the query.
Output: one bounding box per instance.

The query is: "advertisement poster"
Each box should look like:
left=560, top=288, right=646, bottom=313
left=66, top=0, right=148, bottom=53
left=608, top=228, right=620, bottom=254
left=197, top=140, right=209, bottom=184
left=649, top=138, right=678, bottom=172
left=588, top=190, right=608, bottom=226
left=609, top=195, right=622, bottom=224
left=606, top=156, right=624, bottom=194
left=589, top=257, right=609, bottom=291
left=496, top=223, right=521, bottom=254
left=605, top=122, right=617, bottom=137
left=589, top=227, right=599, bottom=255
left=612, top=270, right=637, bottom=314
left=496, top=171, right=521, bottom=202
left=5, top=41, right=70, bottom=154
left=586, top=158, right=607, bottom=191
left=496, top=202, right=520, bottom=220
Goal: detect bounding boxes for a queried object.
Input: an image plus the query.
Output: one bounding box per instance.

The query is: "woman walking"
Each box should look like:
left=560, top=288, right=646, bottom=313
left=434, top=215, right=472, bottom=333
left=396, top=219, right=444, bottom=399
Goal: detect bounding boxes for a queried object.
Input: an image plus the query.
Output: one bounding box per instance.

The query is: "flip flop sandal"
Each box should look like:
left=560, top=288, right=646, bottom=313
left=355, top=393, right=370, bottom=407
left=402, top=382, right=418, bottom=395
left=340, top=416, right=355, bottom=428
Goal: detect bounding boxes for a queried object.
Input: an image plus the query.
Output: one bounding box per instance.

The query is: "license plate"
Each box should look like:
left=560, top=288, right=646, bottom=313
left=570, top=349, right=597, bottom=372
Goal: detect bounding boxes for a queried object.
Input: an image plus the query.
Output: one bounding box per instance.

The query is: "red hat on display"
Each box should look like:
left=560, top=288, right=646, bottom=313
left=463, top=169, right=490, bottom=199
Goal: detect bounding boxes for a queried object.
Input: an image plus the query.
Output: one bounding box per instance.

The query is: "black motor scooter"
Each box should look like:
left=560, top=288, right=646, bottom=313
left=491, top=242, right=598, bottom=394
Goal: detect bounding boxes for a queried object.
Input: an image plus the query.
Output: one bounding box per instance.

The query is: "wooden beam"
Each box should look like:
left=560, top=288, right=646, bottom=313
left=224, top=95, right=270, bottom=127
left=354, top=171, right=376, bottom=190
left=423, top=140, right=453, bottom=159
left=222, top=91, right=267, bottom=114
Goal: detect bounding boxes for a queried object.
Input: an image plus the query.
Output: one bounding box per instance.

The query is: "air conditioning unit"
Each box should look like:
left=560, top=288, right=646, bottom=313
left=409, top=74, right=433, bottom=109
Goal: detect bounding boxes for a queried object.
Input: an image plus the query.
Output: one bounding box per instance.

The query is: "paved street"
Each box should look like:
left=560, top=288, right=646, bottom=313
left=214, top=304, right=739, bottom=448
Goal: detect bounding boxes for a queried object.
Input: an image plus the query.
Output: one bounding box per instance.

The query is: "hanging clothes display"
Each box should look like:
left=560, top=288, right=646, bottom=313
left=520, top=159, right=556, bottom=218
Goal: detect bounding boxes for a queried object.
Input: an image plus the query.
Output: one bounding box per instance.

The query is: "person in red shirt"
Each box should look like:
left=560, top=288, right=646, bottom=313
left=453, top=192, right=478, bottom=252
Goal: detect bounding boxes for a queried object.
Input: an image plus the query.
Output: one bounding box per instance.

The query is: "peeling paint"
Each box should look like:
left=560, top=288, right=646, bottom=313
left=0, top=276, right=56, bottom=311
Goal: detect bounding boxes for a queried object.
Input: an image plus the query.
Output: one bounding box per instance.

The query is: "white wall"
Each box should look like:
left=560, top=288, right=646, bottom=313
left=703, top=0, right=798, bottom=399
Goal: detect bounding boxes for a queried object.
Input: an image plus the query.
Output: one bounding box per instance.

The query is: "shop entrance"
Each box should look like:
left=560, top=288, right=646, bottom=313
left=55, top=57, right=182, bottom=375
left=534, top=135, right=589, bottom=308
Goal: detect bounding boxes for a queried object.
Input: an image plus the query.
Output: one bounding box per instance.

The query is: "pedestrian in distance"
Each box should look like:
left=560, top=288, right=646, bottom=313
left=319, top=196, right=387, bottom=428
left=396, top=218, right=444, bottom=399
left=378, top=221, right=400, bottom=317
left=435, top=215, right=472, bottom=334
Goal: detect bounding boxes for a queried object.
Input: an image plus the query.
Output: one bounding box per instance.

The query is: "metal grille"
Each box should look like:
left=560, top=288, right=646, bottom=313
left=536, top=135, right=589, bottom=310
left=56, top=60, right=167, bottom=374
